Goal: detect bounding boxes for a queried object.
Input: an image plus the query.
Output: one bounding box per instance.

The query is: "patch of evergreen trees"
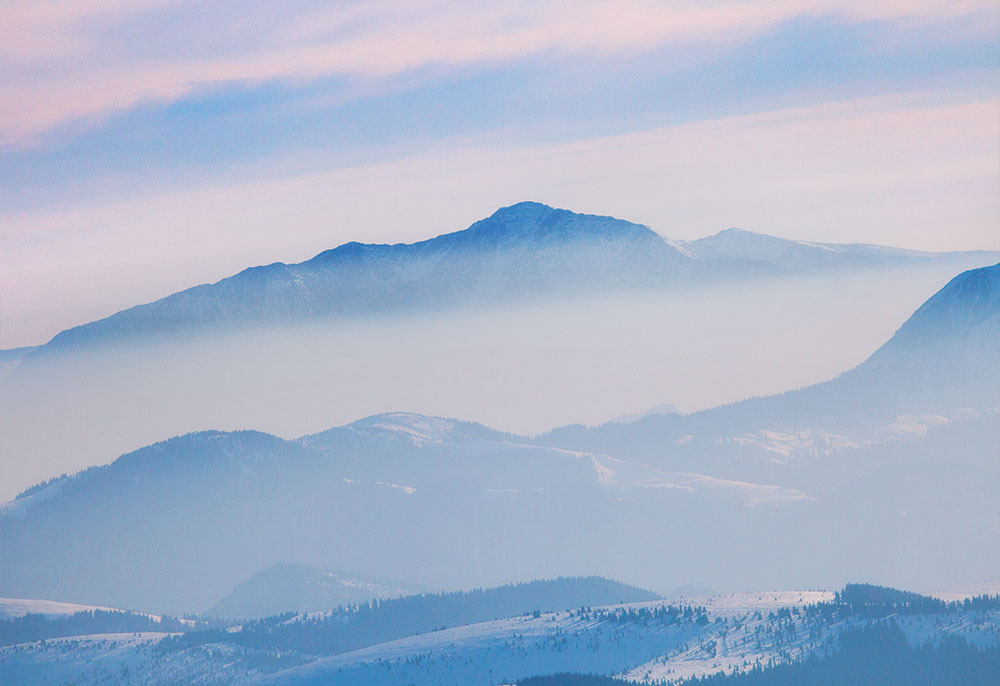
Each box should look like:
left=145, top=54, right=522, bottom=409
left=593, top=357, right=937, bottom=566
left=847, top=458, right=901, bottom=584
left=673, top=624, right=1000, bottom=686
left=806, top=584, right=1000, bottom=622
left=0, top=609, right=192, bottom=647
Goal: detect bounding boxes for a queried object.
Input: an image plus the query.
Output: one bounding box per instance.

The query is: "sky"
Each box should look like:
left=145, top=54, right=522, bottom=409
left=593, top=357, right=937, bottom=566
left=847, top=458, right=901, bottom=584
left=2, top=0, right=1000, bottom=349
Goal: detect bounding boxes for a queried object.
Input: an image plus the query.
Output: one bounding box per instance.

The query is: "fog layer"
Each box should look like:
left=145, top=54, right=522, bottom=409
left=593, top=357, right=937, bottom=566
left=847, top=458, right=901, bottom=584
left=0, top=265, right=968, bottom=500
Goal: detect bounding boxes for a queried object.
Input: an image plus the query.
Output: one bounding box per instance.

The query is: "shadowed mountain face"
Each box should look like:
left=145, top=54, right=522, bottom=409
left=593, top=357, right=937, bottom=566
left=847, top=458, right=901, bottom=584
left=860, top=262, right=1000, bottom=383
left=2, top=264, right=997, bottom=614
left=22, top=203, right=997, bottom=359
left=34, top=203, right=692, bottom=355
left=792, top=262, right=1000, bottom=413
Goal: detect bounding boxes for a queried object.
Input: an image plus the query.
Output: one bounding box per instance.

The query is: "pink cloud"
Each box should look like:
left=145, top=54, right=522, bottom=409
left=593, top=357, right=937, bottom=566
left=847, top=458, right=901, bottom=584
left=1, top=0, right=997, bottom=146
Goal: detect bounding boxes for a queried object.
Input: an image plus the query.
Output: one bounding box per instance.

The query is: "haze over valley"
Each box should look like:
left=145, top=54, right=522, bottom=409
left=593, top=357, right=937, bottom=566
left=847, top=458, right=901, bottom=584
left=2, top=204, right=996, bottom=500
left=3, top=2, right=998, bottom=682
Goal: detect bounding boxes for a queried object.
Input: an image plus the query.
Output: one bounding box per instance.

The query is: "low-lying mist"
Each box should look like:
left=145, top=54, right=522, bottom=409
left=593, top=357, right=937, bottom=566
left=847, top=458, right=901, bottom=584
left=0, top=265, right=967, bottom=500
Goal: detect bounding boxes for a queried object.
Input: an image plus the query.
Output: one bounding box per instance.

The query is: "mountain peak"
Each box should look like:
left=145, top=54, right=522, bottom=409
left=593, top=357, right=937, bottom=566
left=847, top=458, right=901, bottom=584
left=487, top=200, right=556, bottom=220
left=344, top=411, right=510, bottom=444
left=852, top=262, right=1000, bottom=397
left=691, top=226, right=795, bottom=246
left=299, top=411, right=514, bottom=450
left=437, top=201, right=664, bottom=250
left=875, top=262, right=1000, bottom=353
left=684, top=227, right=812, bottom=266
left=715, top=227, right=758, bottom=236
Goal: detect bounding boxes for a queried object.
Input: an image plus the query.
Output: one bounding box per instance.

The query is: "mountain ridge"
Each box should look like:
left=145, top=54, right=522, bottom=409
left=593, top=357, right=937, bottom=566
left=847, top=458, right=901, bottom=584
left=16, top=202, right=998, bottom=363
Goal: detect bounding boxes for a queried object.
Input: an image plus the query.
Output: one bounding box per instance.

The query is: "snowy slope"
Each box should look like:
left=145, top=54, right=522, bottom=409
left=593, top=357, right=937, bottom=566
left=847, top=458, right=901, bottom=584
left=623, top=597, right=1000, bottom=683
left=0, top=597, right=121, bottom=620
left=930, top=580, right=1000, bottom=602
left=245, top=591, right=999, bottom=686
left=0, top=632, right=308, bottom=686
left=6, top=589, right=996, bottom=685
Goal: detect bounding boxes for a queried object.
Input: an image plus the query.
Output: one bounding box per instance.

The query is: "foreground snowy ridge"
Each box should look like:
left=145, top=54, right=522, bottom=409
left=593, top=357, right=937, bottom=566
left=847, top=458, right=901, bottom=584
left=8, top=587, right=992, bottom=686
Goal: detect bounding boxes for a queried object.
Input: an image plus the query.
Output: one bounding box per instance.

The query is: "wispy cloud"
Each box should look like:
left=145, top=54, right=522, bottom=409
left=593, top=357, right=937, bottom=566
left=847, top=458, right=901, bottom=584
left=3, top=0, right=996, bottom=145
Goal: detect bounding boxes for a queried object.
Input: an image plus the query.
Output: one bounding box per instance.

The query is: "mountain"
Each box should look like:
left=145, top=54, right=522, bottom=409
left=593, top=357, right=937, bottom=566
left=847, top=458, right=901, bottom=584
left=859, top=262, right=1000, bottom=386
left=730, top=261, right=1000, bottom=416
left=205, top=563, right=422, bottom=619
left=0, top=414, right=809, bottom=613
left=683, top=227, right=998, bottom=273
left=2, top=264, right=997, bottom=614
left=1, top=417, right=994, bottom=616
left=27, top=202, right=691, bottom=357
left=16, top=203, right=997, bottom=362
left=539, top=262, right=1000, bottom=460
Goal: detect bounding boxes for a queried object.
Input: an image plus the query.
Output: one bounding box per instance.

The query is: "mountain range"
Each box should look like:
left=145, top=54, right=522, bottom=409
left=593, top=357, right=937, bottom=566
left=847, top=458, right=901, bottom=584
left=2, top=262, right=997, bottom=614
left=13, top=201, right=998, bottom=364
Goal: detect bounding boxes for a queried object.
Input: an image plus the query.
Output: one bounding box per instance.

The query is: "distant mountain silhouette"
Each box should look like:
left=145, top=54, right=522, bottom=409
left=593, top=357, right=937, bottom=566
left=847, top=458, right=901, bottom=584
left=205, top=563, right=422, bottom=619
left=684, top=227, right=990, bottom=273
left=20, top=203, right=997, bottom=360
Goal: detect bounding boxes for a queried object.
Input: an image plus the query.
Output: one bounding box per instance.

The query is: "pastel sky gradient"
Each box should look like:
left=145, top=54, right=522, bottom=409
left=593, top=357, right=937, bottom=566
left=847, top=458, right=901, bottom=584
left=2, top=0, right=999, bottom=348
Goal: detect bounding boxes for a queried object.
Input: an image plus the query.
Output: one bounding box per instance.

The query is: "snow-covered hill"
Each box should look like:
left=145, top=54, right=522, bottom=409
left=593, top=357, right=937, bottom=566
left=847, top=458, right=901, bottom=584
left=0, top=632, right=304, bottom=686
left=5, top=587, right=995, bottom=686
left=245, top=591, right=999, bottom=686
left=0, top=597, right=120, bottom=620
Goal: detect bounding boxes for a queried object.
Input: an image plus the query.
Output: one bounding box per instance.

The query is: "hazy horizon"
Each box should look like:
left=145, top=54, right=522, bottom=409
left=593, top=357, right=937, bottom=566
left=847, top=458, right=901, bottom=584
left=0, top=262, right=982, bottom=502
